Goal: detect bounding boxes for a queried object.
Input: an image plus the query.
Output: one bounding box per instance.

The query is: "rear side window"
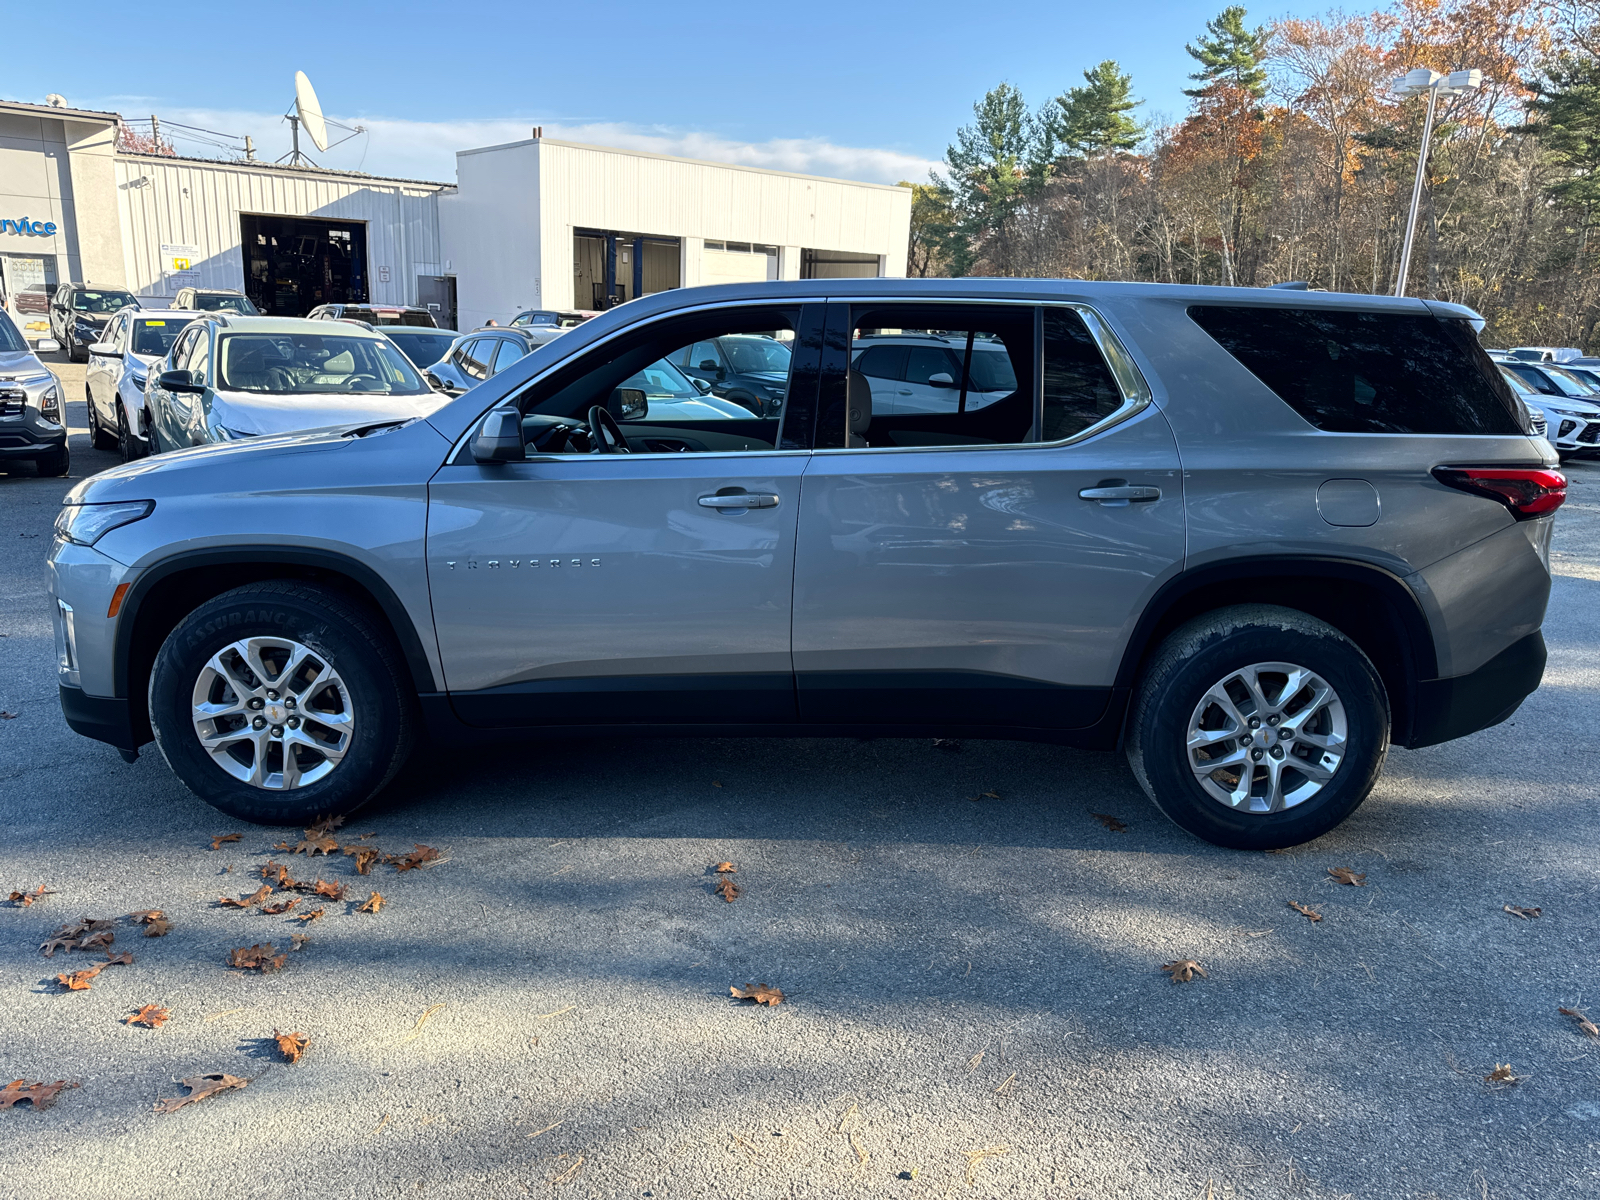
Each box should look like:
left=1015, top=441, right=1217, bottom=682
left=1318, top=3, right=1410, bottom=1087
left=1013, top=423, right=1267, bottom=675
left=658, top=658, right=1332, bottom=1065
left=1043, top=308, right=1124, bottom=441
left=1189, top=306, right=1527, bottom=435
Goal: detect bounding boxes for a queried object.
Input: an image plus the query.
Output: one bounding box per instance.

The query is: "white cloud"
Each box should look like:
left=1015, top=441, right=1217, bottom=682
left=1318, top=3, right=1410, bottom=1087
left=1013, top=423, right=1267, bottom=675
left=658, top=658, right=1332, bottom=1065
left=138, top=106, right=941, bottom=186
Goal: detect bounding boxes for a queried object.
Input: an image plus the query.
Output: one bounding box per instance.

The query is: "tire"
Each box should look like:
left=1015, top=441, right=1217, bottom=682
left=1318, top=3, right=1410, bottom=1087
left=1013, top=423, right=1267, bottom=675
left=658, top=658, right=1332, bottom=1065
left=88, top=390, right=117, bottom=450
left=1125, top=604, right=1389, bottom=850
left=69, top=335, right=86, bottom=363
left=33, top=445, right=70, bottom=477
left=148, top=581, right=417, bottom=825
left=117, top=403, right=146, bottom=462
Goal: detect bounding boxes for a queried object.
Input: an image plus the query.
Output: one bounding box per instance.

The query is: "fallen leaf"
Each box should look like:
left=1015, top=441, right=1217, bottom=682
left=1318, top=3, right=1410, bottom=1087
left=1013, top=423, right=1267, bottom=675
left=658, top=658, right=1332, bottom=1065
left=1288, top=901, right=1323, bottom=923
left=1327, top=867, right=1366, bottom=886
left=9, top=886, right=56, bottom=907
left=274, top=1029, right=311, bottom=1064
left=260, top=899, right=299, bottom=916
left=124, top=1005, right=170, bottom=1029
left=56, top=965, right=103, bottom=991
left=227, top=944, right=287, bottom=973
left=294, top=908, right=325, bottom=923
left=712, top=780, right=723, bottom=787
left=1090, top=812, right=1127, bottom=832
left=295, top=834, right=340, bottom=857
left=40, top=917, right=116, bottom=957
left=260, top=862, right=293, bottom=887
left=963, top=1145, right=1010, bottom=1187
left=290, top=934, right=311, bottom=951
left=0, top=1080, right=77, bottom=1110
left=971, top=789, right=1001, bottom=801
left=210, top=833, right=242, bottom=851
left=715, top=876, right=741, bottom=902
left=218, top=885, right=273, bottom=909
left=78, top=929, right=115, bottom=952
left=1161, top=959, right=1207, bottom=983
left=39, top=936, right=78, bottom=958
left=344, top=846, right=379, bottom=875
left=387, top=844, right=442, bottom=872
left=0, top=711, right=16, bottom=720
left=730, top=983, right=784, bottom=1006
left=101, top=952, right=134, bottom=966
left=305, top=815, right=345, bottom=837
left=310, top=879, right=346, bottom=901
left=356, top=892, right=384, bottom=914
left=153, top=1073, right=248, bottom=1113
left=143, top=919, right=172, bottom=938
left=127, top=910, right=164, bottom=924
left=1560, top=1007, right=1600, bottom=1038
left=713, top=862, right=738, bottom=874
left=1484, top=1063, right=1519, bottom=1085
left=1504, top=905, right=1542, bottom=920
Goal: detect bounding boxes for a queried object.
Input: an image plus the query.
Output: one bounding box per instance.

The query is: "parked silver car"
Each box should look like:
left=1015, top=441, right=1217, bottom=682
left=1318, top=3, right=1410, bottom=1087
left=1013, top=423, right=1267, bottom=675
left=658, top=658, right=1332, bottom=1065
left=0, top=309, right=67, bottom=475
left=48, top=280, right=1558, bottom=850
left=84, top=308, right=198, bottom=460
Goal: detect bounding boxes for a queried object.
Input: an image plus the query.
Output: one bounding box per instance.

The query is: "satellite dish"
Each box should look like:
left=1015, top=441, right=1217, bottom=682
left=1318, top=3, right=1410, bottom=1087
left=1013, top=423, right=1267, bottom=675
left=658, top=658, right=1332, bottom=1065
left=294, top=71, right=329, bottom=153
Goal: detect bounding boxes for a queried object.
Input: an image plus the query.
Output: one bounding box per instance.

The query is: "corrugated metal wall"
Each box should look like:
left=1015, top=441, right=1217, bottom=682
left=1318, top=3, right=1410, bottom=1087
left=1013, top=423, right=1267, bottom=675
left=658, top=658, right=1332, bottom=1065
left=114, top=155, right=448, bottom=306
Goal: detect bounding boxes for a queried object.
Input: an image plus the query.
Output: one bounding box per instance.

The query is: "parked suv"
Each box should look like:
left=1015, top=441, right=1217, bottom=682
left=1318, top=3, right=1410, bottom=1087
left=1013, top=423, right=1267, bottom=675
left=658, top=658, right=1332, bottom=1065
left=173, top=288, right=259, bottom=315
left=84, top=309, right=199, bottom=461
left=668, top=332, right=792, bottom=416
left=424, top=327, right=567, bottom=396
left=48, top=281, right=1557, bottom=851
left=49, top=283, right=139, bottom=361
left=0, top=309, right=67, bottom=475
left=307, top=303, right=436, bottom=328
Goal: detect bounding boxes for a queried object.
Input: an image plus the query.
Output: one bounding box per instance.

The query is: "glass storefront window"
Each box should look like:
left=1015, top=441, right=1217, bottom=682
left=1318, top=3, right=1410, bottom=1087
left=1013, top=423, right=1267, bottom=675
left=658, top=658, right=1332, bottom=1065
left=0, top=255, right=59, bottom=335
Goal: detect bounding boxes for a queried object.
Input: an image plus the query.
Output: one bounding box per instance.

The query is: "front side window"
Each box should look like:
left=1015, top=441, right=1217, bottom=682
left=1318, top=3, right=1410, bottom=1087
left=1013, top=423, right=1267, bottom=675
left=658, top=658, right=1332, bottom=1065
left=189, top=329, right=211, bottom=387
left=1189, top=306, right=1526, bottom=435
left=215, top=333, right=430, bottom=396
left=169, top=326, right=199, bottom=370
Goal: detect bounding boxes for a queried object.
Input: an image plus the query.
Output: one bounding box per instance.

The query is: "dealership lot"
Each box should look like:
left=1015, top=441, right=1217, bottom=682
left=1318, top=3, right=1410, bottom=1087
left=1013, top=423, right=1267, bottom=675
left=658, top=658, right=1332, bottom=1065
left=1, top=362, right=1598, bottom=1199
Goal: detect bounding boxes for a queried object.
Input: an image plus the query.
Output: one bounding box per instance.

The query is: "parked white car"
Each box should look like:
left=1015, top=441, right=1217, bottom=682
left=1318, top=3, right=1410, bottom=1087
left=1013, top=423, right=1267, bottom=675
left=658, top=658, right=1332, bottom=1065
left=85, top=308, right=199, bottom=460
left=851, top=333, right=1019, bottom=415
left=1499, top=365, right=1600, bottom=458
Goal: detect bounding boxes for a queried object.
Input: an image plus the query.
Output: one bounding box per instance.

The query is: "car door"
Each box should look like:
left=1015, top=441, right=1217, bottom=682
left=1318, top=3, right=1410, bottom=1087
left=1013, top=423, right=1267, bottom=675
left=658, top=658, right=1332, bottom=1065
left=157, top=325, right=207, bottom=447
left=427, top=302, right=823, bottom=727
left=147, top=324, right=196, bottom=451
left=85, top=313, right=124, bottom=421
left=792, top=299, right=1185, bottom=732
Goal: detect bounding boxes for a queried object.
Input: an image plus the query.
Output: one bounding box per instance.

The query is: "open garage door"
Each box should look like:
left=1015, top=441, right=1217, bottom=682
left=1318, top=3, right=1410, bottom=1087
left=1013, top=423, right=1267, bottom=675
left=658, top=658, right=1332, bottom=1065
left=240, top=214, right=368, bottom=317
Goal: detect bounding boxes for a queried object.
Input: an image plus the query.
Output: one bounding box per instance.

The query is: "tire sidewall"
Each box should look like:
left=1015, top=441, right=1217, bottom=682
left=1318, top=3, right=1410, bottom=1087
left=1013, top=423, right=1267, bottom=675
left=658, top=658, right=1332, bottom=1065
left=149, top=591, right=402, bottom=825
left=1134, top=621, right=1388, bottom=850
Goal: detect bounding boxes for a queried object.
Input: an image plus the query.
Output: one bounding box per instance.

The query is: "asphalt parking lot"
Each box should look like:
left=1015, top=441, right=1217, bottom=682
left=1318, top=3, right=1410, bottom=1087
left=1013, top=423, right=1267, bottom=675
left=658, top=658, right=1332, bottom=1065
left=1, top=358, right=1598, bottom=1200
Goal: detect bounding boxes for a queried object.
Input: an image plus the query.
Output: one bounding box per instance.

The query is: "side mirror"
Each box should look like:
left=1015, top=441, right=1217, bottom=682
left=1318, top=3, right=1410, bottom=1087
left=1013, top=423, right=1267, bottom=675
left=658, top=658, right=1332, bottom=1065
left=472, top=404, right=526, bottom=463
left=608, top=387, right=648, bottom=422
left=692, top=377, right=712, bottom=394
left=927, top=372, right=956, bottom=388
left=158, top=369, right=204, bottom=394
left=36, top=338, right=60, bottom=353
left=89, top=343, right=122, bottom=358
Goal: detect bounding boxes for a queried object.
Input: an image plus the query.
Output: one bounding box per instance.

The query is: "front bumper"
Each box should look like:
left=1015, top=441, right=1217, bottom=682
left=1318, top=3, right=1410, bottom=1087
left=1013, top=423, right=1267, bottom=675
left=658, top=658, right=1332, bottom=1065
left=1406, top=630, right=1545, bottom=748
left=0, top=418, right=66, bottom=457
left=59, top=683, right=146, bottom=752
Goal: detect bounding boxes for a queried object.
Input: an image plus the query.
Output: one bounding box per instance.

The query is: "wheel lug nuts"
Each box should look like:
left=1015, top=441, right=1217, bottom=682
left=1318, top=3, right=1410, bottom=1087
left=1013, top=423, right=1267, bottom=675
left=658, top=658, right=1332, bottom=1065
left=287, top=717, right=300, bottom=730
left=1251, top=749, right=1264, bottom=761
left=271, top=724, right=284, bottom=737
left=1249, top=718, right=1261, bottom=729
left=266, top=690, right=279, bottom=701
left=1267, top=715, right=1279, bottom=726
left=252, top=717, right=266, bottom=730
left=285, top=697, right=297, bottom=709
left=248, top=698, right=264, bottom=710
left=1270, top=746, right=1284, bottom=759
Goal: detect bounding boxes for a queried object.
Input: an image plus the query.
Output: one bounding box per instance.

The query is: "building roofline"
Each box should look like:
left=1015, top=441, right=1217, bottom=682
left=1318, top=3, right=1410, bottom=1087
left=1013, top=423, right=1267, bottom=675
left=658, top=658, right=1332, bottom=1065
left=115, top=150, right=455, bottom=191
left=454, top=136, right=912, bottom=193
left=0, top=98, right=121, bottom=125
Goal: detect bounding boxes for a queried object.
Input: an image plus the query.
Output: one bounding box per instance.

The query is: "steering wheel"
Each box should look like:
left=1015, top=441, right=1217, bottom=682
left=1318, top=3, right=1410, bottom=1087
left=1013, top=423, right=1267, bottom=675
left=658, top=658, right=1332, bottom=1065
left=586, top=405, right=631, bottom=454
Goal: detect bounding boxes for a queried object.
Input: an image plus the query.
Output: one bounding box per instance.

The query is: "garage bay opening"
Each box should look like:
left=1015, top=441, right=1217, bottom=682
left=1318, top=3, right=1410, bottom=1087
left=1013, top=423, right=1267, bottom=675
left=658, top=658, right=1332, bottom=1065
left=239, top=214, right=369, bottom=317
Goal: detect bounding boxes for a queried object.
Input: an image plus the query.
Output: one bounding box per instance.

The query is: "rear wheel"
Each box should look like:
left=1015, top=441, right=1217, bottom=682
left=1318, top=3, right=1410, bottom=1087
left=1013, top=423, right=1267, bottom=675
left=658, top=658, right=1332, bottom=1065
left=87, top=390, right=117, bottom=450
left=1126, top=605, right=1389, bottom=850
left=148, top=582, right=416, bottom=825
left=117, top=403, right=145, bottom=461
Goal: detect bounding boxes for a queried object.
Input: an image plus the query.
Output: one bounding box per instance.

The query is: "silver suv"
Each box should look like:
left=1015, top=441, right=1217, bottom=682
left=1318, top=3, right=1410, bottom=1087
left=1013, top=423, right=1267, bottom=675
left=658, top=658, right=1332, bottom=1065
left=47, top=281, right=1559, bottom=850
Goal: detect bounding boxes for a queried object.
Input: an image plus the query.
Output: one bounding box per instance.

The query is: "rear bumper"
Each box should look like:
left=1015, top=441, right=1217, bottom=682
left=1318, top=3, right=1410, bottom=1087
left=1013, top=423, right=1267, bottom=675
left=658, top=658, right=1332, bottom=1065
left=59, top=684, right=146, bottom=752
left=1405, top=630, right=1545, bottom=748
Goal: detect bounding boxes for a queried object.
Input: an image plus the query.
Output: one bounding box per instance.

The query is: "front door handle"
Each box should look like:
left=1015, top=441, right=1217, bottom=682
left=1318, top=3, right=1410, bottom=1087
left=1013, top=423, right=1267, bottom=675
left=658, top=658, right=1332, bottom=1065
left=699, top=492, right=780, bottom=509
left=1079, top=484, right=1161, bottom=503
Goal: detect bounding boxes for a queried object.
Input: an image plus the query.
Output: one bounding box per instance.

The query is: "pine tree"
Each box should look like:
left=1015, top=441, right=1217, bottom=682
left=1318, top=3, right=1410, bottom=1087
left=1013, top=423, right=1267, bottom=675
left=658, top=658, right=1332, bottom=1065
left=1185, top=6, right=1268, bottom=99
left=1528, top=55, right=1600, bottom=213
left=942, top=83, right=1054, bottom=274
left=1057, top=61, right=1145, bottom=156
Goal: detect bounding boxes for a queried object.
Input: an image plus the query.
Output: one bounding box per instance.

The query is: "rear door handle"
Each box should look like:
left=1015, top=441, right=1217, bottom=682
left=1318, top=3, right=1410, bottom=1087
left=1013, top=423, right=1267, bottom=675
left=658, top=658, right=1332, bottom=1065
left=699, top=492, right=780, bottom=509
left=1079, top=485, right=1161, bottom=503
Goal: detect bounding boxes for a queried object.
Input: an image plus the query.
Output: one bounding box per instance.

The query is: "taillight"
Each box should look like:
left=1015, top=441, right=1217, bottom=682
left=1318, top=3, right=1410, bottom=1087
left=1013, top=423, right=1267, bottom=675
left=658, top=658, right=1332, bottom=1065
left=1432, top=466, right=1567, bottom=519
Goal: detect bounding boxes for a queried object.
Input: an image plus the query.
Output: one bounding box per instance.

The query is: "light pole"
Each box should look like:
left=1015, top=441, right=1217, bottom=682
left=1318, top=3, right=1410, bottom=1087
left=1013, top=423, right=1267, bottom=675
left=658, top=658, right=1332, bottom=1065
left=1392, top=67, right=1483, bottom=298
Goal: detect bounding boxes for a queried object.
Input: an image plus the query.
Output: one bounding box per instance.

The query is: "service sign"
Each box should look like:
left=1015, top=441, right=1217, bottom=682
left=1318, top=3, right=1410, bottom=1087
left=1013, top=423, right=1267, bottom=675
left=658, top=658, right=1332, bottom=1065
left=160, top=243, right=200, bottom=274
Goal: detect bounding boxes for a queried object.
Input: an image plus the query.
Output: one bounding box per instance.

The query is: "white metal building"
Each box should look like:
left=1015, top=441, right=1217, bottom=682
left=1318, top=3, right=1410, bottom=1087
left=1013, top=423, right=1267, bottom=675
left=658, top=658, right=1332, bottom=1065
left=440, top=137, right=912, bottom=330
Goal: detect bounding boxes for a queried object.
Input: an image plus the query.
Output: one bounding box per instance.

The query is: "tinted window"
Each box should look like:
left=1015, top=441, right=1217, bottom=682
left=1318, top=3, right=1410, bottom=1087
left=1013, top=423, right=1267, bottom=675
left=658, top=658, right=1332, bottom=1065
left=720, top=336, right=791, bottom=374
left=460, top=339, right=492, bottom=380
left=1042, top=308, right=1124, bottom=441
left=195, top=293, right=257, bottom=313
left=383, top=329, right=457, bottom=369
left=189, top=330, right=211, bottom=387
left=1189, top=306, right=1525, bottom=435
left=131, top=319, right=191, bottom=358
left=854, top=345, right=907, bottom=381
left=0, top=312, right=26, bottom=353
left=490, top=339, right=527, bottom=374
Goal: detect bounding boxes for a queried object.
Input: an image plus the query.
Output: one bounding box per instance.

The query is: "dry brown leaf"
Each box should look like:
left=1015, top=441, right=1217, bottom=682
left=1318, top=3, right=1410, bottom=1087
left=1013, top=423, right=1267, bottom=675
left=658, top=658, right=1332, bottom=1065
left=1485, top=1063, right=1519, bottom=1085
left=218, top=885, right=273, bottom=909
left=143, top=919, right=172, bottom=938
left=9, top=886, right=56, bottom=907
left=210, top=833, right=242, bottom=851
left=1090, top=812, right=1127, bottom=832
left=306, top=814, right=345, bottom=837
left=296, top=834, right=340, bottom=857
left=713, top=862, right=738, bottom=874
left=1504, top=904, right=1542, bottom=920
left=730, top=983, right=784, bottom=1006
left=344, top=846, right=380, bottom=875
left=260, top=899, right=299, bottom=916
left=0, top=1080, right=77, bottom=1111
left=387, top=844, right=442, bottom=872
left=227, top=944, right=287, bottom=973
left=290, top=934, right=311, bottom=951
left=715, top=876, right=741, bottom=902
left=0, top=712, right=15, bottom=720
left=260, top=862, right=293, bottom=887
left=274, top=1029, right=311, bottom=1064
left=39, top=936, right=78, bottom=958
left=153, top=1073, right=248, bottom=1113
left=128, top=910, right=164, bottom=924
left=1327, top=867, right=1366, bottom=886
left=40, top=917, right=115, bottom=958
left=102, top=952, right=134, bottom=966
left=294, top=907, right=325, bottom=923
left=310, top=879, right=346, bottom=901
left=56, top=965, right=103, bottom=991
left=79, top=929, right=114, bottom=952
left=1560, top=1007, right=1600, bottom=1038
left=124, top=1004, right=170, bottom=1029
left=1288, top=901, right=1323, bottom=923
left=1161, top=959, right=1207, bottom=983
left=357, top=892, right=384, bottom=914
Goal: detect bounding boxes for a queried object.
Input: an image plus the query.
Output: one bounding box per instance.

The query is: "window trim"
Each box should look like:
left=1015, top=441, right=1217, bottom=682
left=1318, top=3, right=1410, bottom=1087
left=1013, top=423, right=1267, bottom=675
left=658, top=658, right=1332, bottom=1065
left=813, top=297, right=1152, bottom=456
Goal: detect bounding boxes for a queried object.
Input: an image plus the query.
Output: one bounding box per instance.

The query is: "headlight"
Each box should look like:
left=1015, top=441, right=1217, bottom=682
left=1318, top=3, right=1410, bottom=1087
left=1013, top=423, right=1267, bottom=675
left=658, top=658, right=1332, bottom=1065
left=38, top=384, right=60, bottom=422
left=54, top=501, right=155, bottom=546
left=1550, top=408, right=1590, bottom=417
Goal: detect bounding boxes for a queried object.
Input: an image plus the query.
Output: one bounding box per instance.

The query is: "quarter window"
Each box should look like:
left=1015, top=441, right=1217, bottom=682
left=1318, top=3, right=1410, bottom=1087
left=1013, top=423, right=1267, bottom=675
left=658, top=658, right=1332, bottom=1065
left=1042, top=308, right=1125, bottom=441
left=490, top=339, right=527, bottom=374
left=188, top=329, right=211, bottom=387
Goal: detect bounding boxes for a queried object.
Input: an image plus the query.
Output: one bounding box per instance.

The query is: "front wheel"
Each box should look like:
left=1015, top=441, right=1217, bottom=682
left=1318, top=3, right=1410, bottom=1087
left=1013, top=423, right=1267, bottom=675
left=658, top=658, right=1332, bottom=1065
left=1126, top=605, right=1389, bottom=850
left=117, top=403, right=146, bottom=462
left=88, top=391, right=117, bottom=450
left=148, top=582, right=416, bottom=824
left=33, top=445, right=70, bottom=477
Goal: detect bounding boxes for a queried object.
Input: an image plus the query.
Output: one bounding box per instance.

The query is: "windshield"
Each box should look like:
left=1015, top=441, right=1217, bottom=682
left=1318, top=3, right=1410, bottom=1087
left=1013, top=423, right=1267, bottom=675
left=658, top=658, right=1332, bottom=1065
left=216, top=332, right=430, bottom=396
left=383, top=329, right=457, bottom=368
left=620, top=358, right=702, bottom=400
left=73, top=290, right=136, bottom=313
left=0, top=312, right=26, bottom=353
left=720, top=337, right=792, bottom=374
left=1545, top=366, right=1600, bottom=397
left=195, top=293, right=259, bottom=314
left=131, top=318, right=193, bottom=358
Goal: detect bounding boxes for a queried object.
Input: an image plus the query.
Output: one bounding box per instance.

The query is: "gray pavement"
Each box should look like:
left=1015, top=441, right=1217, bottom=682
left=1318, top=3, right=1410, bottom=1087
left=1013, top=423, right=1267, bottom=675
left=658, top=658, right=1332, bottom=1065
left=0, top=359, right=1597, bottom=1199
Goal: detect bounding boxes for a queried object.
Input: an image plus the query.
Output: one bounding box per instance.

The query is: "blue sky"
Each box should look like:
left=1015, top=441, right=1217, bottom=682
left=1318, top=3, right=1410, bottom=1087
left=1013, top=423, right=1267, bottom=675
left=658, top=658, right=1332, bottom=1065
left=10, top=0, right=1331, bottom=183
